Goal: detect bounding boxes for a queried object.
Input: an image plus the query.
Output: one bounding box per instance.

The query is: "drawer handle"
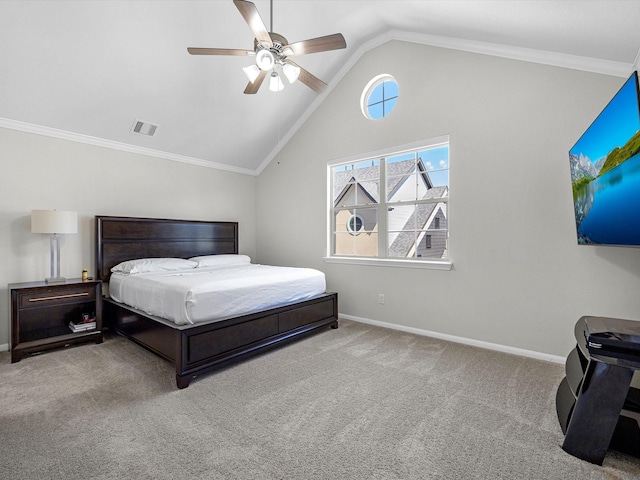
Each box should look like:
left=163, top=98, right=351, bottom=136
left=28, top=292, right=90, bottom=302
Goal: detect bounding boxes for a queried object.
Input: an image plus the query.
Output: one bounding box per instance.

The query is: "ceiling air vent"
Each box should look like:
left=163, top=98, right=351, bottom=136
left=130, top=119, right=158, bottom=137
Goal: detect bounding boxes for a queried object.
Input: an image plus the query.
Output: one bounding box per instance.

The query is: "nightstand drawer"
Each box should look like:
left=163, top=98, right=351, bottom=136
left=19, top=285, right=96, bottom=308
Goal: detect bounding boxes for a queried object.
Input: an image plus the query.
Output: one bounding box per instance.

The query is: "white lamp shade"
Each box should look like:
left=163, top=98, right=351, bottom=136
left=283, top=63, right=300, bottom=84
left=243, top=64, right=261, bottom=83
left=269, top=72, right=284, bottom=92
left=256, top=49, right=275, bottom=70
left=31, top=210, right=78, bottom=234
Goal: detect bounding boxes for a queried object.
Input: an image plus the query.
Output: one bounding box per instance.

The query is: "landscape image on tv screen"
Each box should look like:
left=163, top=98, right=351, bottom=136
left=569, top=72, right=640, bottom=246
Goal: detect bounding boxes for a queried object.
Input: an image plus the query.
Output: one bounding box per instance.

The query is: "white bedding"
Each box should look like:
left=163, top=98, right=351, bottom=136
left=109, top=263, right=327, bottom=325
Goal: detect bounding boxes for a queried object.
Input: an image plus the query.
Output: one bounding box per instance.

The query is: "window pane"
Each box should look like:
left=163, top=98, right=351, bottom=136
left=384, top=81, right=399, bottom=99
left=357, top=232, right=378, bottom=256
left=369, top=83, right=385, bottom=105
left=387, top=153, right=419, bottom=202
left=388, top=172, right=428, bottom=202
left=416, top=230, right=448, bottom=259
left=356, top=179, right=380, bottom=205
left=384, top=96, right=398, bottom=114
left=419, top=145, right=449, bottom=189
left=430, top=204, right=447, bottom=229
left=427, top=170, right=449, bottom=189
left=368, top=103, right=384, bottom=120
left=354, top=207, right=378, bottom=234
left=334, top=232, right=356, bottom=255
left=334, top=209, right=352, bottom=233
left=387, top=202, right=448, bottom=259
left=332, top=160, right=380, bottom=206
left=388, top=204, right=416, bottom=237
left=333, top=207, right=378, bottom=234
left=334, top=206, right=378, bottom=256
left=388, top=230, right=417, bottom=258
left=388, top=204, right=417, bottom=258
left=334, top=232, right=378, bottom=256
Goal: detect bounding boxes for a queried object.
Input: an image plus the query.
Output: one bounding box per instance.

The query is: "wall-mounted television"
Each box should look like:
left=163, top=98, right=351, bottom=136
left=569, top=71, right=640, bottom=246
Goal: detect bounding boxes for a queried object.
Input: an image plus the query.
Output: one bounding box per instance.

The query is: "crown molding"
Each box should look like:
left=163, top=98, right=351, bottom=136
left=255, top=30, right=635, bottom=175
left=391, top=30, right=634, bottom=78
left=3, top=30, right=635, bottom=178
left=0, top=117, right=257, bottom=176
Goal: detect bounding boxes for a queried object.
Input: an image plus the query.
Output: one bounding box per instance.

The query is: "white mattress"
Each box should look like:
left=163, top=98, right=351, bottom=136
left=109, top=264, right=327, bottom=325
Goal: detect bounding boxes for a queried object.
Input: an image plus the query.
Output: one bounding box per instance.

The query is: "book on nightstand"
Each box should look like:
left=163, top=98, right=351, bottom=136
left=69, top=319, right=96, bottom=332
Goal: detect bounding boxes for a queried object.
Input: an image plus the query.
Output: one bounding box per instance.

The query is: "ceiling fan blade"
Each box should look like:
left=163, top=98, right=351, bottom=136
left=233, top=0, right=272, bottom=48
left=188, top=47, right=253, bottom=56
left=285, top=33, right=346, bottom=56
left=244, top=69, right=268, bottom=94
left=287, top=61, right=327, bottom=93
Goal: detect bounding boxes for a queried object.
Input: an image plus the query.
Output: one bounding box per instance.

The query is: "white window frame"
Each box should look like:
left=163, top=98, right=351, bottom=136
left=326, top=136, right=452, bottom=270
left=360, top=74, right=399, bottom=120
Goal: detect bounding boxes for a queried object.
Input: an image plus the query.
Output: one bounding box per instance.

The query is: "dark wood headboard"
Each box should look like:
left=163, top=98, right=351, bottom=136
left=96, top=216, right=238, bottom=283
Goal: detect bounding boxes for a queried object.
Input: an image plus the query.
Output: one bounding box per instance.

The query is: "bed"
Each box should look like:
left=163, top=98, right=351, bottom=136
left=96, top=215, right=338, bottom=388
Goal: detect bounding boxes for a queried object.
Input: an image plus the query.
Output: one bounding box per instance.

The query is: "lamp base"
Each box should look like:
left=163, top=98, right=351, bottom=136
left=45, top=276, right=67, bottom=284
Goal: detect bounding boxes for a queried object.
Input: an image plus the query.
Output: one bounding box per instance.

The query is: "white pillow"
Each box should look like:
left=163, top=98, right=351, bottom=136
left=188, top=254, right=251, bottom=268
left=111, top=258, right=198, bottom=274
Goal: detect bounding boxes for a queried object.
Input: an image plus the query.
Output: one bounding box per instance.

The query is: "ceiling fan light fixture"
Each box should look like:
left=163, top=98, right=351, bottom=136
left=283, top=63, right=300, bottom=84
left=243, top=64, right=261, bottom=83
left=187, top=0, right=346, bottom=94
left=269, top=71, right=284, bottom=92
left=256, top=49, right=275, bottom=70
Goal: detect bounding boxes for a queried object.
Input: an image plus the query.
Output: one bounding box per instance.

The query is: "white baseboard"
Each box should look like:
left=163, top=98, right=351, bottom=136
left=339, top=313, right=565, bottom=365
left=0, top=318, right=565, bottom=363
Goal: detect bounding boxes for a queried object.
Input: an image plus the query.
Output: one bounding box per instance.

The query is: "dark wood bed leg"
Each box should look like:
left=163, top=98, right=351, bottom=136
left=331, top=321, right=339, bottom=329
left=176, top=374, right=192, bottom=389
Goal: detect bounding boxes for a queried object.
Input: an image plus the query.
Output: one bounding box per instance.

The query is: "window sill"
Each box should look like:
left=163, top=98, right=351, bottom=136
left=323, top=256, right=452, bottom=270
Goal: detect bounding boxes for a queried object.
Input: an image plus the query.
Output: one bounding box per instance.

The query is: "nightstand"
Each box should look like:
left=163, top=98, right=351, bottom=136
left=9, top=279, right=103, bottom=363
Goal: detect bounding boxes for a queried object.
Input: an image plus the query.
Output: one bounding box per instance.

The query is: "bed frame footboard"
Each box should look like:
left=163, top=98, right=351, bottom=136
left=104, top=292, right=338, bottom=388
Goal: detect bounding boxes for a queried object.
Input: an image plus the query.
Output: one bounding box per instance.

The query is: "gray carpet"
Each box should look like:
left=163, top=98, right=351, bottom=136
left=1, top=319, right=639, bottom=479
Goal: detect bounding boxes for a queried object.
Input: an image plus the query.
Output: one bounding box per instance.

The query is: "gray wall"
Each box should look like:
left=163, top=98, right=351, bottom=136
left=256, top=40, right=640, bottom=358
left=0, top=127, right=256, bottom=348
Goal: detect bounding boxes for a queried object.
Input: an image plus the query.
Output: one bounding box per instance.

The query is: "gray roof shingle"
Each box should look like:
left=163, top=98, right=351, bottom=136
left=388, top=186, right=448, bottom=257
left=333, top=159, right=429, bottom=205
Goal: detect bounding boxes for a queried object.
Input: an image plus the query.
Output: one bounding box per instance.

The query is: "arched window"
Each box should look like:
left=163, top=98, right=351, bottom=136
left=361, top=74, right=398, bottom=120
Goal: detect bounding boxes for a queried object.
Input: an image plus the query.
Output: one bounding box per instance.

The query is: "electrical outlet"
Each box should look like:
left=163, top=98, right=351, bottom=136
left=378, top=294, right=385, bottom=304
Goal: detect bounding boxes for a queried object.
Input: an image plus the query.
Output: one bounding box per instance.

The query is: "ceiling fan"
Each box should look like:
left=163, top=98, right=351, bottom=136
left=188, top=0, right=346, bottom=94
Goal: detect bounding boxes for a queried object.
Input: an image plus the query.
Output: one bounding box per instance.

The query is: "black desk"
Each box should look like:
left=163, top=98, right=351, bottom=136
left=556, top=316, right=640, bottom=464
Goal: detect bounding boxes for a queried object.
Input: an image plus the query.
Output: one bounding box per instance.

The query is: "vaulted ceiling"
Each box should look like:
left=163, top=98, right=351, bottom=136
left=1, top=1, right=640, bottom=175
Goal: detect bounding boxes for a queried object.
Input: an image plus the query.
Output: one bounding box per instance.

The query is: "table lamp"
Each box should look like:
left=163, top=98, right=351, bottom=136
left=31, top=210, right=78, bottom=283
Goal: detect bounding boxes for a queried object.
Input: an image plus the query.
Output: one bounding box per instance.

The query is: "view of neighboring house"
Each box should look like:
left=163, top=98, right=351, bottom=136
left=332, top=157, right=448, bottom=259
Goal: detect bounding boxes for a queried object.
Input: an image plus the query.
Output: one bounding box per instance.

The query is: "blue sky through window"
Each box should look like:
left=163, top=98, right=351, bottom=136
left=367, top=80, right=399, bottom=119
left=385, top=147, right=449, bottom=187
left=421, top=146, right=449, bottom=187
